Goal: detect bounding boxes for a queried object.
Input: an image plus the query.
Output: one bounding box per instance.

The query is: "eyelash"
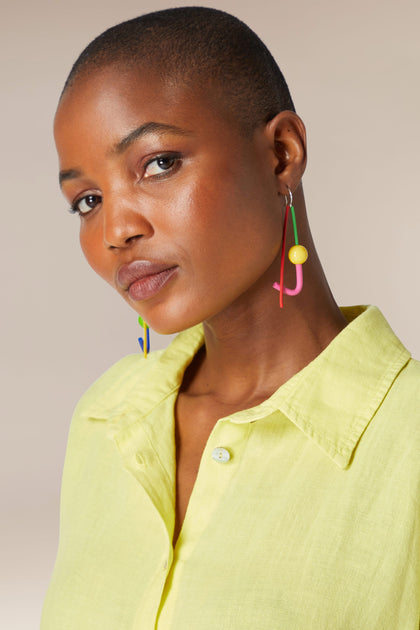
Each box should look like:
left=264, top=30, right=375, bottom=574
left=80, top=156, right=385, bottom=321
left=69, top=194, right=101, bottom=215
left=68, top=152, right=182, bottom=215
left=143, top=152, right=182, bottom=180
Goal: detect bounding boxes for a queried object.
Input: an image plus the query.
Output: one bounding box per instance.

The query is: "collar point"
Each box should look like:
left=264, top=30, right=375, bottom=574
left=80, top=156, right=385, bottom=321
left=331, top=450, right=352, bottom=470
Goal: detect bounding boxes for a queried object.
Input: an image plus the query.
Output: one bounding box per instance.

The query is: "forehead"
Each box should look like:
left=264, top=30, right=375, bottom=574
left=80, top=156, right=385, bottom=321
left=54, top=64, right=239, bottom=151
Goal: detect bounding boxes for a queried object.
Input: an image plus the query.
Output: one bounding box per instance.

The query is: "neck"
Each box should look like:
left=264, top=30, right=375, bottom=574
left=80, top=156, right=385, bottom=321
left=185, top=188, right=347, bottom=404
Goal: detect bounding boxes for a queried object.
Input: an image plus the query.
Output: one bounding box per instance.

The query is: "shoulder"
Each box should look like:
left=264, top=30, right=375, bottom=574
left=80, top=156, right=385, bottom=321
left=401, top=356, right=420, bottom=380
left=378, top=358, right=420, bottom=493
left=72, top=349, right=165, bottom=420
left=386, top=357, right=420, bottom=416
left=388, top=357, right=420, bottom=449
left=70, top=322, right=204, bottom=423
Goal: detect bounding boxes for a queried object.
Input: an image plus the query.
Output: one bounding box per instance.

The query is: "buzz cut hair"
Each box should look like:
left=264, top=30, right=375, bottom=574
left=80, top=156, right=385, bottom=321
left=62, top=6, right=295, bottom=136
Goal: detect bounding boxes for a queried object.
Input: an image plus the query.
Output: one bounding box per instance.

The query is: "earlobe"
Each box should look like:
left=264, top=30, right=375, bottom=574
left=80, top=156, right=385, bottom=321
left=265, top=111, right=307, bottom=195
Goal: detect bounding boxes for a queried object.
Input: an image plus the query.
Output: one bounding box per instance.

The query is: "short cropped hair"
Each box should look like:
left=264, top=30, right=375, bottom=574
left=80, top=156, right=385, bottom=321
left=62, top=6, right=295, bottom=135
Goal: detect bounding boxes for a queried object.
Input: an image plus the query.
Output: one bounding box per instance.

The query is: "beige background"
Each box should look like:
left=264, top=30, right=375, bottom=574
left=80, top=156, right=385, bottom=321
left=1, top=0, right=419, bottom=627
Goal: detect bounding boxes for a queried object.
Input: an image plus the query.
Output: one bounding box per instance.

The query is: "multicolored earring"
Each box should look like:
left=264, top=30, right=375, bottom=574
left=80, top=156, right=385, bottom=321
left=273, top=187, right=308, bottom=308
left=138, top=316, right=150, bottom=358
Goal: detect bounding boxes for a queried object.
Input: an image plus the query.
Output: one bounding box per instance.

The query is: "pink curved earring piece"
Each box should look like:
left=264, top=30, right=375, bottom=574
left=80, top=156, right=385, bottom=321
left=273, top=264, right=303, bottom=296
left=272, top=188, right=308, bottom=308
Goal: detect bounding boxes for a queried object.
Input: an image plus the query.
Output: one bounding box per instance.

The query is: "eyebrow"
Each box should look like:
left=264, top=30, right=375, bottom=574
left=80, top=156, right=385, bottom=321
left=113, top=121, right=192, bottom=154
left=59, top=168, right=82, bottom=187
left=58, top=121, right=192, bottom=187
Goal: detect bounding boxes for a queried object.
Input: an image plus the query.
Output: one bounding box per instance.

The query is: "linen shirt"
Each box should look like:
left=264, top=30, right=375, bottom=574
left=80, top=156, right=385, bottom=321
left=41, top=306, right=420, bottom=629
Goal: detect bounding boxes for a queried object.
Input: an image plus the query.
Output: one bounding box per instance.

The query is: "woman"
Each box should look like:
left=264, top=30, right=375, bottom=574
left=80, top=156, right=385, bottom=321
left=42, top=7, right=420, bottom=629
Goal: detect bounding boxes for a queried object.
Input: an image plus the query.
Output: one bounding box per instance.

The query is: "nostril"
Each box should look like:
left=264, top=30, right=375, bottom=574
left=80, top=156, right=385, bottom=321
left=125, top=234, right=142, bottom=245
left=105, top=232, right=144, bottom=250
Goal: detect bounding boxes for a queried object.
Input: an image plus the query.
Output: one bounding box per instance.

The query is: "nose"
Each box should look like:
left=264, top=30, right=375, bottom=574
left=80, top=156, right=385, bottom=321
left=102, top=193, right=153, bottom=249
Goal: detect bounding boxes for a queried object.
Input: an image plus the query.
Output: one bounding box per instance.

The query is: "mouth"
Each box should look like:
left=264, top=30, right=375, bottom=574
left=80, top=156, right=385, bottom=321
left=117, top=260, right=178, bottom=302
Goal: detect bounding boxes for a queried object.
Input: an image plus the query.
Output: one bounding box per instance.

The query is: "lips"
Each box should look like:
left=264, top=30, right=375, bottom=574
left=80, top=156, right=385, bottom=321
left=117, top=260, right=178, bottom=302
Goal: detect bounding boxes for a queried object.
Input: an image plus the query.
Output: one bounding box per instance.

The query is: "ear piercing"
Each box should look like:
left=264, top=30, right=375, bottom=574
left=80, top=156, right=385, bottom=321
left=273, top=187, right=308, bottom=308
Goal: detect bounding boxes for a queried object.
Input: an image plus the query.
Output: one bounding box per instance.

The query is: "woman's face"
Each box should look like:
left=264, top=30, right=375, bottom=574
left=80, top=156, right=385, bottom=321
left=54, top=66, right=283, bottom=334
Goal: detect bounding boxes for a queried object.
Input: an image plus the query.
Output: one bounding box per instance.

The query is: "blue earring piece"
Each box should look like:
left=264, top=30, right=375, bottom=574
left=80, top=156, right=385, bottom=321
left=138, top=316, right=150, bottom=357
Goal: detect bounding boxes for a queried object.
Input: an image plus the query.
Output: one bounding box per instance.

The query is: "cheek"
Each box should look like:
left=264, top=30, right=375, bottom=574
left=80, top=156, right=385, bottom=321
left=169, top=180, right=281, bottom=309
left=185, top=167, right=280, bottom=263
left=79, top=223, right=114, bottom=284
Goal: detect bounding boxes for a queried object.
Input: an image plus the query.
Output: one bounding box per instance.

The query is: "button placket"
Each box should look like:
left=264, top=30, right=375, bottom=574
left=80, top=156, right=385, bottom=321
left=173, top=420, right=250, bottom=554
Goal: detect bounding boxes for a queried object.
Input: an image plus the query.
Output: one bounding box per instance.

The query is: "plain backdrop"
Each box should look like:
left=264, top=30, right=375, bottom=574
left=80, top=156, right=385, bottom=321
left=1, top=0, right=419, bottom=627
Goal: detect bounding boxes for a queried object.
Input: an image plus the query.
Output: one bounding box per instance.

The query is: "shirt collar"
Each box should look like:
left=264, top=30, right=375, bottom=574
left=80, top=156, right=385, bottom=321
left=263, top=305, right=410, bottom=468
left=84, top=306, right=410, bottom=470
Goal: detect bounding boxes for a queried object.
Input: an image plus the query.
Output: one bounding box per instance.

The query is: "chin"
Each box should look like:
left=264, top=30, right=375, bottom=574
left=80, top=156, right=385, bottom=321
left=127, top=300, right=203, bottom=336
left=151, top=315, right=202, bottom=336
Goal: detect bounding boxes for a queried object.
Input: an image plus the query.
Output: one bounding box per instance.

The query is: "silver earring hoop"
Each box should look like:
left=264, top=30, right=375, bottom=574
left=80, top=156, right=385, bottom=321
left=286, top=186, right=293, bottom=208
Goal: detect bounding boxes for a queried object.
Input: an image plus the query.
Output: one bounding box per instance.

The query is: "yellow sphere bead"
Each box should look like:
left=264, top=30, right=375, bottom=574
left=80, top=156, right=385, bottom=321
left=288, top=245, right=308, bottom=265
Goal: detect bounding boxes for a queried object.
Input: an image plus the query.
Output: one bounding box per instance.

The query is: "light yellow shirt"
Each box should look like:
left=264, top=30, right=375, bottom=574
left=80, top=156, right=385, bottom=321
left=41, top=306, right=420, bottom=629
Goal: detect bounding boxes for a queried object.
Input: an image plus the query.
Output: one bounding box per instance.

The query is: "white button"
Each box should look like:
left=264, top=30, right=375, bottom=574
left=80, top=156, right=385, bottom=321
left=212, top=447, right=231, bottom=463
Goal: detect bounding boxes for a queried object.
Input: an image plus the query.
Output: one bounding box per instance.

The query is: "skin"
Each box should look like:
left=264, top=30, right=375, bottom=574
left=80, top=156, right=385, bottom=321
left=54, top=65, right=347, bottom=544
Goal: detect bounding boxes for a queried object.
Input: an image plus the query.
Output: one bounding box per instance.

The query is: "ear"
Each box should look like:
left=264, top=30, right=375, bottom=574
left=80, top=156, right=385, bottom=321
left=264, top=111, right=307, bottom=196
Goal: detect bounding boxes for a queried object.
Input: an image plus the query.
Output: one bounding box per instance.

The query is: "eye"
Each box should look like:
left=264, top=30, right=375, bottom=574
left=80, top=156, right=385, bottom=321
left=143, top=153, right=181, bottom=179
left=69, top=193, right=102, bottom=215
